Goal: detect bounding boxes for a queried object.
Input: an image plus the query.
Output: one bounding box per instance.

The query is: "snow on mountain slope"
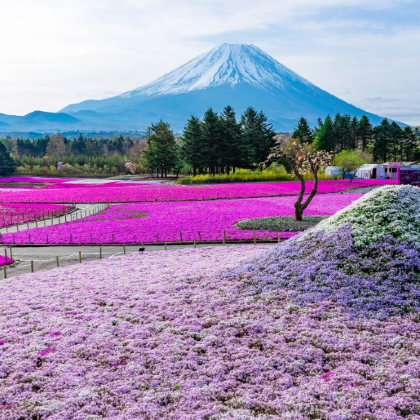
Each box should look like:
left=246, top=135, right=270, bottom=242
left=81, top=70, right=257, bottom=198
left=122, top=43, right=312, bottom=97
left=55, top=43, right=399, bottom=132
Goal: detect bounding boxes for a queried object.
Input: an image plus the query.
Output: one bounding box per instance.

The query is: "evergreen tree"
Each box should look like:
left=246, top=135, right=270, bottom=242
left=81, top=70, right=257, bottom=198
left=402, top=127, right=417, bottom=161
left=85, top=138, right=102, bottom=157
left=71, top=134, right=87, bottom=156
left=201, top=108, right=222, bottom=175
left=0, top=141, right=16, bottom=175
left=351, top=116, right=359, bottom=143
left=255, top=111, right=277, bottom=164
left=334, top=114, right=354, bottom=150
left=315, top=115, right=336, bottom=151
left=372, top=119, right=392, bottom=162
left=241, top=107, right=276, bottom=166
left=181, top=116, right=205, bottom=176
left=142, top=121, right=179, bottom=177
left=292, top=117, right=313, bottom=143
left=389, top=122, right=404, bottom=161
left=357, top=116, right=373, bottom=151
left=241, top=107, right=259, bottom=166
left=220, top=106, right=245, bottom=172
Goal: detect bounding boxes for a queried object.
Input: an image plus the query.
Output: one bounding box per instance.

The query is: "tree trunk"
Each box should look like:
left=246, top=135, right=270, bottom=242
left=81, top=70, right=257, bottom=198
left=293, top=172, right=306, bottom=222
left=294, top=202, right=303, bottom=221
left=300, top=174, right=319, bottom=214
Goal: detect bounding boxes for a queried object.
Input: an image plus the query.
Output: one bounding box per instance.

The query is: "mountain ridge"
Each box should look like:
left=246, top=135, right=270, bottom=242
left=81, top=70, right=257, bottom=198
left=1, top=43, right=404, bottom=132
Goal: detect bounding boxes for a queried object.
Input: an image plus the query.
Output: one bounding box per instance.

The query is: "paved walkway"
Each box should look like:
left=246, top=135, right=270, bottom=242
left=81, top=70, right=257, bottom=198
left=0, top=203, right=106, bottom=235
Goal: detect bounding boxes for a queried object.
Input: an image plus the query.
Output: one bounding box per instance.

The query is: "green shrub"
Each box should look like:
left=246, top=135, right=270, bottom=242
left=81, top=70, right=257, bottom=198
left=178, top=165, right=337, bottom=184
left=178, top=167, right=292, bottom=184
left=235, top=216, right=329, bottom=232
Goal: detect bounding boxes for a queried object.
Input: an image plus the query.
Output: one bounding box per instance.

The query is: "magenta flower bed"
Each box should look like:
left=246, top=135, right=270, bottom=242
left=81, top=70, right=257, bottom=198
left=0, top=179, right=394, bottom=203
left=0, top=194, right=362, bottom=244
left=0, top=176, right=76, bottom=184
left=0, top=246, right=419, bottom=418
left=0, top=203, right=73, bottom=228
left=0, top=255, right=13, bottom=267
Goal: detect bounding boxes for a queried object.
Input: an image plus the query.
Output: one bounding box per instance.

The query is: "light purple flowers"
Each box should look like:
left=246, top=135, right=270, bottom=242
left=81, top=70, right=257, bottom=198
left=1, top=246, right=420, bottom=419
left=229, top=186, right=420, bottom=319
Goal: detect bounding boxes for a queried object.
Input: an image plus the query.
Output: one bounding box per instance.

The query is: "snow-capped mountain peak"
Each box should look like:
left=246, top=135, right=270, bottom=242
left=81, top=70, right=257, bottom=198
left=122, top=43, right=312, bottom=97
left=59, top=43, right=390, bottom=132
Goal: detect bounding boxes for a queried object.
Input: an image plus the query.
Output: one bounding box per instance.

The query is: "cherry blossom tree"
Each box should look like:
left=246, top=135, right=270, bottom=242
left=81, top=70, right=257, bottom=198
left=267, top=140, right=333, bottom=221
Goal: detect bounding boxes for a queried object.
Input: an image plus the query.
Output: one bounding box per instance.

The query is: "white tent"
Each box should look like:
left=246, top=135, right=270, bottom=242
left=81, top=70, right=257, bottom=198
left=325, top=166, right=341, bottom=176
left=355, top=164, right=386, bottom=180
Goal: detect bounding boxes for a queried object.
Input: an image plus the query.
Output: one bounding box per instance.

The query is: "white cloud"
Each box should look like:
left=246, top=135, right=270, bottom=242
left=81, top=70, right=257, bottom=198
left=0, top=0, right=418, bottom=124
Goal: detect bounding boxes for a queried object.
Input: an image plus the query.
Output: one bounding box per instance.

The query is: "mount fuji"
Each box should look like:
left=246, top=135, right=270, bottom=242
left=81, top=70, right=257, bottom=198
left=1, top=44, right=395, bottom=133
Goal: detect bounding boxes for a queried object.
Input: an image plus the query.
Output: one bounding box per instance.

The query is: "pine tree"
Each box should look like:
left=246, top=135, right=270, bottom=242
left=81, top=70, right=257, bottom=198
left=390, top=122, right=404, bottom=161
left=333, top=114, right=353, bottom=151
left=241, top=107, right=276, bottom=166
left=350, top=116, right=359, bottom=150
left=402, top=127, right=417, bottom=161
left=372, top=119, right=392, bottom=162
left=255, top=111, right=277, bottom=164
left=315, top=115, right=335, bottom=151
left=292, top=117, right=313, bottom=143
left=181, top=116, right=205, bottom=176
left=357, top=116, right=373, bottom=151
left=201, top=108, right=222, bottom=175
left=142, top=121, right=179, bottom=177
left=0, top=141, right=16, bottom=175
left=241, top=107, right=259, bottom=166
left=70, top=134, right=87, bottom=156
left=220, top=106, right=244, bottom=173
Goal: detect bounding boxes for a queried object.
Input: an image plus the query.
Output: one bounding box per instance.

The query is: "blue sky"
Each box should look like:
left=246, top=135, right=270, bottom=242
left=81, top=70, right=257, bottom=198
left=0, top=0, right=419, bottom=124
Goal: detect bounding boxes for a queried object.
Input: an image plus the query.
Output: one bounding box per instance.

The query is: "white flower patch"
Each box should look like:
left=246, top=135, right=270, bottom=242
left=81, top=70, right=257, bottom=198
left=305, top=185, right=420, bottom=247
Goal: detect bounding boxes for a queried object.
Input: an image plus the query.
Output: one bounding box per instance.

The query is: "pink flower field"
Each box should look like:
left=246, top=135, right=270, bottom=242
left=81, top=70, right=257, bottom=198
left=0, top=203, right=73, bottom=228
left=0, top=193, right=362, bottom=244
left=0, top=255, right=13, bottom=267
left=0, top=179, right=394, bottom=203
left=0, top=246, right=419, bottom=419
left=0, top=176, right=76, bottom=183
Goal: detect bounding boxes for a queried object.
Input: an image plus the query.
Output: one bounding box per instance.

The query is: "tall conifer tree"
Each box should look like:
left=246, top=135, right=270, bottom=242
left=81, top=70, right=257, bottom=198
left=181, top=116, right=204, bottom=176
left=0, top=141, right=16, bottom=175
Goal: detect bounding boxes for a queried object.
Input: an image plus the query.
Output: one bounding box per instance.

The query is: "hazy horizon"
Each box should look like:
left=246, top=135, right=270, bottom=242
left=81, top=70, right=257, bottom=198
left=1, top=0, right=419, bottom=125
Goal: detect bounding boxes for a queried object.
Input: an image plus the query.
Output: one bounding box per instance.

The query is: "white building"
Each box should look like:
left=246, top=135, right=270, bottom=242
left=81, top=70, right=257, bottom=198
left=355, top=164, right=386, bottom=180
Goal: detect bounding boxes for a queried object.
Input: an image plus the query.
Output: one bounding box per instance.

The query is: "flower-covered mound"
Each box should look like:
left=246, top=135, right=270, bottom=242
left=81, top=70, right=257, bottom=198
left=0, top=255, right=13, bottom=267
left=229, top=185, right=420, bottom=320
left=1, top=246, right=420, bottom=419
left=0, top=194, right=361, bottom=245
left=309, top=184, right=420, bottom=247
